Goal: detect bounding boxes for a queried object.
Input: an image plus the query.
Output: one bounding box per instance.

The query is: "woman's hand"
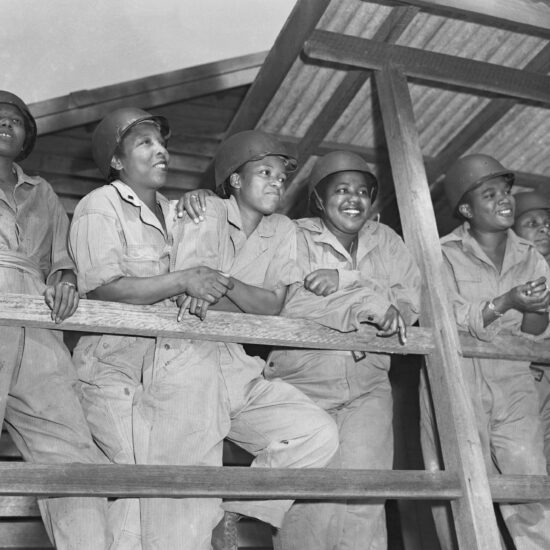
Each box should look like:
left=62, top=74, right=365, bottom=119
left=376, top=305, right=407, bottom=345
left=304, top=269, right=339, bottom=296
left=175, top=189, right=214, bottom=223
left=44, top=280, right=79, bottom=323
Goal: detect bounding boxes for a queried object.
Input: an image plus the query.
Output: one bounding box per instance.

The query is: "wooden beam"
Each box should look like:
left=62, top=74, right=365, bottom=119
left=427, top=42, right=550, bottom=186
left=278, top=5, right=419, bottom=214
left=397, top=0, right=550, bottom=36
left=200, top=0, right=331, bottom=188
left=0, top=463, right=461, bottom=500
left=375, top=65, right=502, bottom=549
left=0, top=293, right=435, bottom=356
left=30, top=53, right=266, bottom=135
left=1, top=293, right=550, bottom=363
left=489, top=475, right=550, bottom=503
left=0, top=463, right=546, bottom=503
left=305, top=30, right=550, bottom=104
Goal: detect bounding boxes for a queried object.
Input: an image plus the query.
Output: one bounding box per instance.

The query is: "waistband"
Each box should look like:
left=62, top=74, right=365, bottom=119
left=0, top=250, right=43, bottom=280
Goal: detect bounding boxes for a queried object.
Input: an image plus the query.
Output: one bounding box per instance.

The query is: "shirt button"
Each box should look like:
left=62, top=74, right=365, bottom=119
left=164, top=343, right=171, bottom=350
left=128, top=195, right=134, bottom=200
left=268, top=361, right=274, bottom=367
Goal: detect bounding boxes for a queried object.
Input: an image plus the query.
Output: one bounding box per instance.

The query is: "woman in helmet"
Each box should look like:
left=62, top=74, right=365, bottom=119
left=513, top=191, right=550, bottom=474
left=69, top=108, right=234, bottom=549
left=0, top=90, right=110, bottom=548
left=172, top=130, right=339, bottom=550
left=422, top=154, right=550, bottom=549
left=263, top=150, right=420, bottom=550
left=180, top=148, right=420, bottom=550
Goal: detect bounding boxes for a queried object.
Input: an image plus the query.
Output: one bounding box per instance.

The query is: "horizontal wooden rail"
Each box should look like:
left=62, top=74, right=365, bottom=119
left=0, top=464, right=461, bottom=500
left=0, top=464, right=547, bottom=503
left=0, top=294, right=549, bottom=362
left=304, top=30, right=550, bottom=104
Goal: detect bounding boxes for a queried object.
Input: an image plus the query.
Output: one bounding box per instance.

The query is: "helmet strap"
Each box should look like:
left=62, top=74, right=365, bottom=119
left=312, top=188, right=326, bottom=214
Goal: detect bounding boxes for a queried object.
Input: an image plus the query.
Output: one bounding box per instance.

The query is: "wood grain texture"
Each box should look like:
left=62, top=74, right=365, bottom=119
left=0, top=293, right=432, bottom=355
left=0, top=463, right=461, bottom=500
left=375, top=65, right=502, bottom=549
left=305, top=31, right=550, bottom=104
left=0, top=463, right=545, bottom=503
left=1, top=293, right=550, bottom=362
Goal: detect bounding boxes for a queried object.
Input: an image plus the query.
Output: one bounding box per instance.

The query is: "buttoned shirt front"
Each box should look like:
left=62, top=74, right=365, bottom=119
left=266, top=217, right=421, bottom=408
left=0, top=163, right=73, bottom=293
left=69, top=180, right=174, bottom=296
left=172, top=195, right=300, bottom=289
left=172, top=195, right=301, bottom=397
left=281, top=217, right=420, bottom=331
left=441, top=222, right=550, bottom=378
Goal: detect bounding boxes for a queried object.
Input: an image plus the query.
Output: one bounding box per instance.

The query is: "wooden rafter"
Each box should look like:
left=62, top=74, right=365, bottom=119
left=29, top=53, right=266, bottom=135
left=199, top=0, right=332, bottom=188
left=427, top=41, right=550, bottom=187
left=304, top=31, right=550, bottom=103
left=397, top=0, right=550, bottom=36
left=278, top=4, right=419, bottom=214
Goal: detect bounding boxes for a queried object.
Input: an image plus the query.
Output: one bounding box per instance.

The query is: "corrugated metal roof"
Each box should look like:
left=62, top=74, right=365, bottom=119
left=258, top=0, right=550, bottom=180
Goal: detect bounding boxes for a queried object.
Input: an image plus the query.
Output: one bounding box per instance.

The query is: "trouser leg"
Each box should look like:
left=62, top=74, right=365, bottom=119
left=223, top=377, right=338, bottom=529
left=73, top=335, right=147, bottom=550
left=135, top=340, right=228, bottom=550
left=274, top=368, right=393, bottom=550
left=5, top=328, right=109, bottom=550
left=492, top=371, right=550, bottom=550
left=531, top=367, right=550, bottom=474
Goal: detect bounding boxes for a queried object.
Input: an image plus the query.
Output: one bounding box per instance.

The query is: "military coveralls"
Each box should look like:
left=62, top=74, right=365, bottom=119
left=531, top=363, right=550, bottom=474
left=265, top=217, right=421, bottom=550
left=0, top=164, right=109, bottom=549
left=70, top=181, right=226, bottom=550
left=172, top=195, right=339, bottom=531
left=420, top=223, right=550, bottom=550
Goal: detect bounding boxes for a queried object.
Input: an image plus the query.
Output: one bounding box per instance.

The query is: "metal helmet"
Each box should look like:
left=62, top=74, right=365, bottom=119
left=92, top=107, right=170, bottom=179
left=514, top=191, right=550, bottom=220
left=308, top=150, right=378, bottom=202
left=444, top=154, right=514, bottom=213
left=214, top=130, right=297, bottom=190
left=0, top=90, right=37, bottom=161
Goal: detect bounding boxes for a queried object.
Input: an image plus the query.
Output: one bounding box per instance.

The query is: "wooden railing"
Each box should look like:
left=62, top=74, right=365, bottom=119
left=0, top=292, right=549, bottom=508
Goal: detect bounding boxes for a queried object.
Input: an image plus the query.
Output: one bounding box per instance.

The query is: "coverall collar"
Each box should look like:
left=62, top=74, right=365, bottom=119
left=442, top=221, right=534, bottom=276
left=110, top=179, right=169, bottom=236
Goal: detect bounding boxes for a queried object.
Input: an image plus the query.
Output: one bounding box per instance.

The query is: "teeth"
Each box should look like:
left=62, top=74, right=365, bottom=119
left=343, top=209, right=360, bottom=215
left=499, top=208, right=512, bottom=215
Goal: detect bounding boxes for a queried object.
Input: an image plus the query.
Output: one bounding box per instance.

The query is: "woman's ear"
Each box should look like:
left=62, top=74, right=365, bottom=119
left=110, top=155, right=123, bottom=171
left=229, top=173, right=241, bottom=190
left=458, top=203, right=473, bottom=219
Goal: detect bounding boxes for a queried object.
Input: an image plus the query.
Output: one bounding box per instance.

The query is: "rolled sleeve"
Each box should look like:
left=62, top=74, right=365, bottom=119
left=282, top=283, right=391, bottom=332
left=69, top=211, right=127, bottom=296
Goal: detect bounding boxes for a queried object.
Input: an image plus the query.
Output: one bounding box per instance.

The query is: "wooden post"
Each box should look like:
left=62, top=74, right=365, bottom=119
left=374, top=65, right=501, bottom=549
